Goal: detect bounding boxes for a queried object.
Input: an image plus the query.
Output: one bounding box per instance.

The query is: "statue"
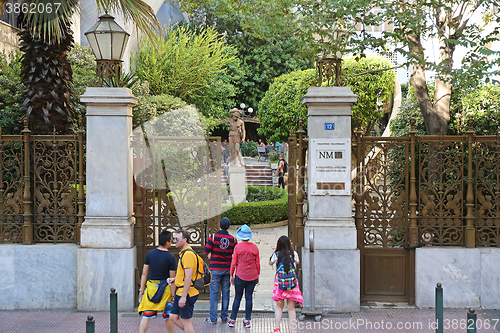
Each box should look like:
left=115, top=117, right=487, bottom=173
left=228, top=108, right=246, bottom=166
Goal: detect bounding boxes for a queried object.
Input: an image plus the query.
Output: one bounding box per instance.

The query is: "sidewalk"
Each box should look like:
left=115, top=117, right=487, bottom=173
left=1, top=308, right=499, bottom=333
left=2, top=225, right=499, bottom=333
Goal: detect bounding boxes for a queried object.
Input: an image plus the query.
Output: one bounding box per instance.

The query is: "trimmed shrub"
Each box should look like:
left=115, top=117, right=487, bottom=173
left=221, top=186, right=288, bottom=224
left=240, top=141, right=259, bottom=157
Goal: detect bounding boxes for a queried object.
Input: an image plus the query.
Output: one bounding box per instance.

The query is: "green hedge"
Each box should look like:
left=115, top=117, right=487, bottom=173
left=221, top=186, right=288, bottom=225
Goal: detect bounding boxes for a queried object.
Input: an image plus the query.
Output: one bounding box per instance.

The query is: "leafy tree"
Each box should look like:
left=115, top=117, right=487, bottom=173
left=188, top=3, right=315, bottom=112
left=342, top=56, right=395, bottom=131
left=451, top=85, right=500, bottom=135
left=0, top=0, right=161, bottom=134
left=67, top=44, right=97, bottom=126
left=133, top=25, right=242, bottom=121
left=0, top=52, right=24, bottom=134
left=391, top=83, right=500, bottom=136
left=259, top=55, right=395, bottom=142
left=199, top=0, right=500, bottom=135
left=258, top=69, right=315, bottom=143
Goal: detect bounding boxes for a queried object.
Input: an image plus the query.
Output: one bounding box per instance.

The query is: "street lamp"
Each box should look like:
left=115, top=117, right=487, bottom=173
left=316, top=29, right=350, bottom=87
left=239, top=103, right=254, bottom=117
left=85, top=13, right=130, bottom=85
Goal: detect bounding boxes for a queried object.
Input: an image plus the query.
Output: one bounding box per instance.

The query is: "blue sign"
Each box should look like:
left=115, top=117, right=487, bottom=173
left=324, top=123, right=335, bottom=130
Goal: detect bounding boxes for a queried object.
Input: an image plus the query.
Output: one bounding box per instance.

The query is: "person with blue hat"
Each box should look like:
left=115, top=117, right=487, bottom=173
left=228, top=224, right=260, bottom=329
left=204, top=218, right=237, bottom=324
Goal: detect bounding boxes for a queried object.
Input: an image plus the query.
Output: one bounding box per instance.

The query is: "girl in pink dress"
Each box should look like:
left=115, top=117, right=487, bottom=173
left=269, top=235, right=303, bottom=333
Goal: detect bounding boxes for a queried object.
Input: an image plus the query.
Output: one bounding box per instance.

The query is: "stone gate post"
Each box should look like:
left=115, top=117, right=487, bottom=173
left=301, top=87, right=360, bottom=312
left=78, top=87, right=137, bottom=311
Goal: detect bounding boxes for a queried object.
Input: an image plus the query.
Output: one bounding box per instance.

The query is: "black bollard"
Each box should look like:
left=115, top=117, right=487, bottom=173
left=467, top=309, right=477, bottom=333
left=110, top=288, right=118, bottom=333
left=86, top=315, right=95, bottom=333
left=435, top=283, right=443, bottom=333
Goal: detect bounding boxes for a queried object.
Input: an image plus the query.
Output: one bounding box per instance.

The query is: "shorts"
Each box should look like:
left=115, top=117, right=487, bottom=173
left=171, top=294, right=199, bottom=319
left=141, top=301, right=173, bottom=320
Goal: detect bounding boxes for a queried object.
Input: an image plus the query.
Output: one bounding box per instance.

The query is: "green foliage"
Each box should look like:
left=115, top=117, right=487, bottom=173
left=0, top=51, right=24, bottom=134
left=391, top=83, right=500, bottom=136
left=451, top=85, right=500, bottom=135
left=67, top=44, right=97, bottom=126
left=189, top=4, right=315, bottom=113
left=133, top=93, right=188, bottom=125
left=245, top=185, right=286, bottom=202
left=221, top=186, right=288, bottom=224
left=259, top=55, right=395, bottom=142
left=199, top=0, right=500, bottom=135
left=258, top=69, right=316, bottom=143
left=268, top=151, right=280, bottom=163
left=240, top=140, right=259, bottom=157
left=342, top=56, right=395, bottom=129
left=133, top=25, right=242, bottom=122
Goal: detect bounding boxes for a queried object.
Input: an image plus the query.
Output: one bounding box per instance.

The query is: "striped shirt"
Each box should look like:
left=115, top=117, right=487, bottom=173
left=204, top=230, right=237, bottom=271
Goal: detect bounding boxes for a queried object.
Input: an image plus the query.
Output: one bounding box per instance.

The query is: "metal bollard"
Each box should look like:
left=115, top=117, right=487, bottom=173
left=435, top=283, right=443, bottom=333
left=467, top=309, right=477, bottom=333
left=110, top=288, right=118, bottom=333
left=86, top=315, right=95, bottom=333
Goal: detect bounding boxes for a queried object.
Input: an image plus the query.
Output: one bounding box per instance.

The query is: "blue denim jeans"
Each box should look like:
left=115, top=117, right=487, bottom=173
left=209, top=270, right=231, bottom=322
left=230, top=275, right=258, bottom=321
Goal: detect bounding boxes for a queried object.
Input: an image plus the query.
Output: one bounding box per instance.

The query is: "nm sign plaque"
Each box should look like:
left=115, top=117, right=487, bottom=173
left=310, top=138, right=350, bottom=195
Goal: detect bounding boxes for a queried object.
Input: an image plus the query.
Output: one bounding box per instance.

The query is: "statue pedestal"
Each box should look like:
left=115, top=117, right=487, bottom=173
left=229, top=166, right=246, bottom=205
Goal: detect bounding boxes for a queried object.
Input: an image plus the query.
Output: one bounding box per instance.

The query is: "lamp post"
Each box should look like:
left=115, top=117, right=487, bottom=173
left=239, top=103, right=254, bottom=117
left=316, top=29, right=349, bottom=87
left=85, top=13, right=130, bottom=85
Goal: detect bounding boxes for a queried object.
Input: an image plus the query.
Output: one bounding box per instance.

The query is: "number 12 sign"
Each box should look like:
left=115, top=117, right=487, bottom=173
left=324, top=123, right=335, bottom=130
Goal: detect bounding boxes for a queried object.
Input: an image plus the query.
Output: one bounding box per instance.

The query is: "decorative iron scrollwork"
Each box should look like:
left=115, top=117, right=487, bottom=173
left=316, top=58, right=342, bottom=87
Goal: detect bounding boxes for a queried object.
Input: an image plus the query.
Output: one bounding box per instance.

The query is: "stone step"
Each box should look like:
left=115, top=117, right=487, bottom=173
left=220, top=164, right=274, bottom=186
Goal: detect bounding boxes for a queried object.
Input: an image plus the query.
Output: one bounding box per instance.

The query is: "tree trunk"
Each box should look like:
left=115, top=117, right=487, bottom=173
left=407, top=33, right=451, bottom=135
left=18, top=21, right=75, bottom=135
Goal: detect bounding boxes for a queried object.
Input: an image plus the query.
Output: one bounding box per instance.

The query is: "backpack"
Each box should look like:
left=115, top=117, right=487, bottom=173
left=180, top=248, right=211, bottom=290
left=275, top=254, right=297, bottom=291
left=281, top=159, right=288, bottom=173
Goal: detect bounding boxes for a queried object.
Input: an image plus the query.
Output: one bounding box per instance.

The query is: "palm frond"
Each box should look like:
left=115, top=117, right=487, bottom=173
left=21, top=0, right=80, bottom=44
left=95, top=0, right=162, bottom=42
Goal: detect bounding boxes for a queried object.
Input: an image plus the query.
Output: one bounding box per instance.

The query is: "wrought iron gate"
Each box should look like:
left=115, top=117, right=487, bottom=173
left=354, top=118, right=500, bottom=304
left=132, top=127, right=222, bottom=294
left=288, top=120, right=308, bottom=287
left=354, top=121, right=414, bottom=303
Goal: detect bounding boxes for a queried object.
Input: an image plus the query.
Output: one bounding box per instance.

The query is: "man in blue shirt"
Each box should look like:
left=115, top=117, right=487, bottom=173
left=138, top=230, right=177, bottom=333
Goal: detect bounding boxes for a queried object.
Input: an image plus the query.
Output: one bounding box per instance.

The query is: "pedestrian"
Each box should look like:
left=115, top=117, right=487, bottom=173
left=276, top=155, right=285, bottom=189
left=224, top=160, right=230, bottom=186
left=228, top=224, right=260, bottom=329
left=137, top=230, right=177, bottom=333
left=269, top=235, right=303, bottom=333
left=168, top=230, right=201, bottom=333
left=204, top=217, right=238, bottom=324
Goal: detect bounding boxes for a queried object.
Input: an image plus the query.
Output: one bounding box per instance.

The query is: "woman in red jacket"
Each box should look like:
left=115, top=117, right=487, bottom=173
left=228, top=224, right=260, bottom=329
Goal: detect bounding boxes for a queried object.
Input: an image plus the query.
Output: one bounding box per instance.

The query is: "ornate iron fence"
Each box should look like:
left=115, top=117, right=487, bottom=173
left=353, top=119, right=500, bottom=248
left=0, top=119, right=85, bottom=244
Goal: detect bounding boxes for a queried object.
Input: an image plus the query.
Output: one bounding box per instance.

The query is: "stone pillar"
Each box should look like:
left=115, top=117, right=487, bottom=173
left=301, top=87, right=360, bottom=313
left=77, top=87, right=137, bottom=311
left=229, top=166, right=246, bottom=204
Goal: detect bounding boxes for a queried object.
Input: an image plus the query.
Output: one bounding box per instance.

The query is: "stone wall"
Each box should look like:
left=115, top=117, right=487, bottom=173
left=0, top=244, right=78, bottom=309
left=0, top=21, right=20, bottom=54
left=416, top=247, right=500, bottom=309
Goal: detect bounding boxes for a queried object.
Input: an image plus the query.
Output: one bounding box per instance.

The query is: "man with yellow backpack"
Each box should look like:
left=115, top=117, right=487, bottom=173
left=168, top=230, right=208, bottom=333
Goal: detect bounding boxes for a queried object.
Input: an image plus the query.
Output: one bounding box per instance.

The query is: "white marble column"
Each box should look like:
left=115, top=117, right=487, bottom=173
left=301, top=87, right=360, bottom=313
left=77, top=87, right=137, bottom=311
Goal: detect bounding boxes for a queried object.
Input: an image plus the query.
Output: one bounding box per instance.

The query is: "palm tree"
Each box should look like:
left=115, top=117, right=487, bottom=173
left=0, top=0, right=160, bottom=134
